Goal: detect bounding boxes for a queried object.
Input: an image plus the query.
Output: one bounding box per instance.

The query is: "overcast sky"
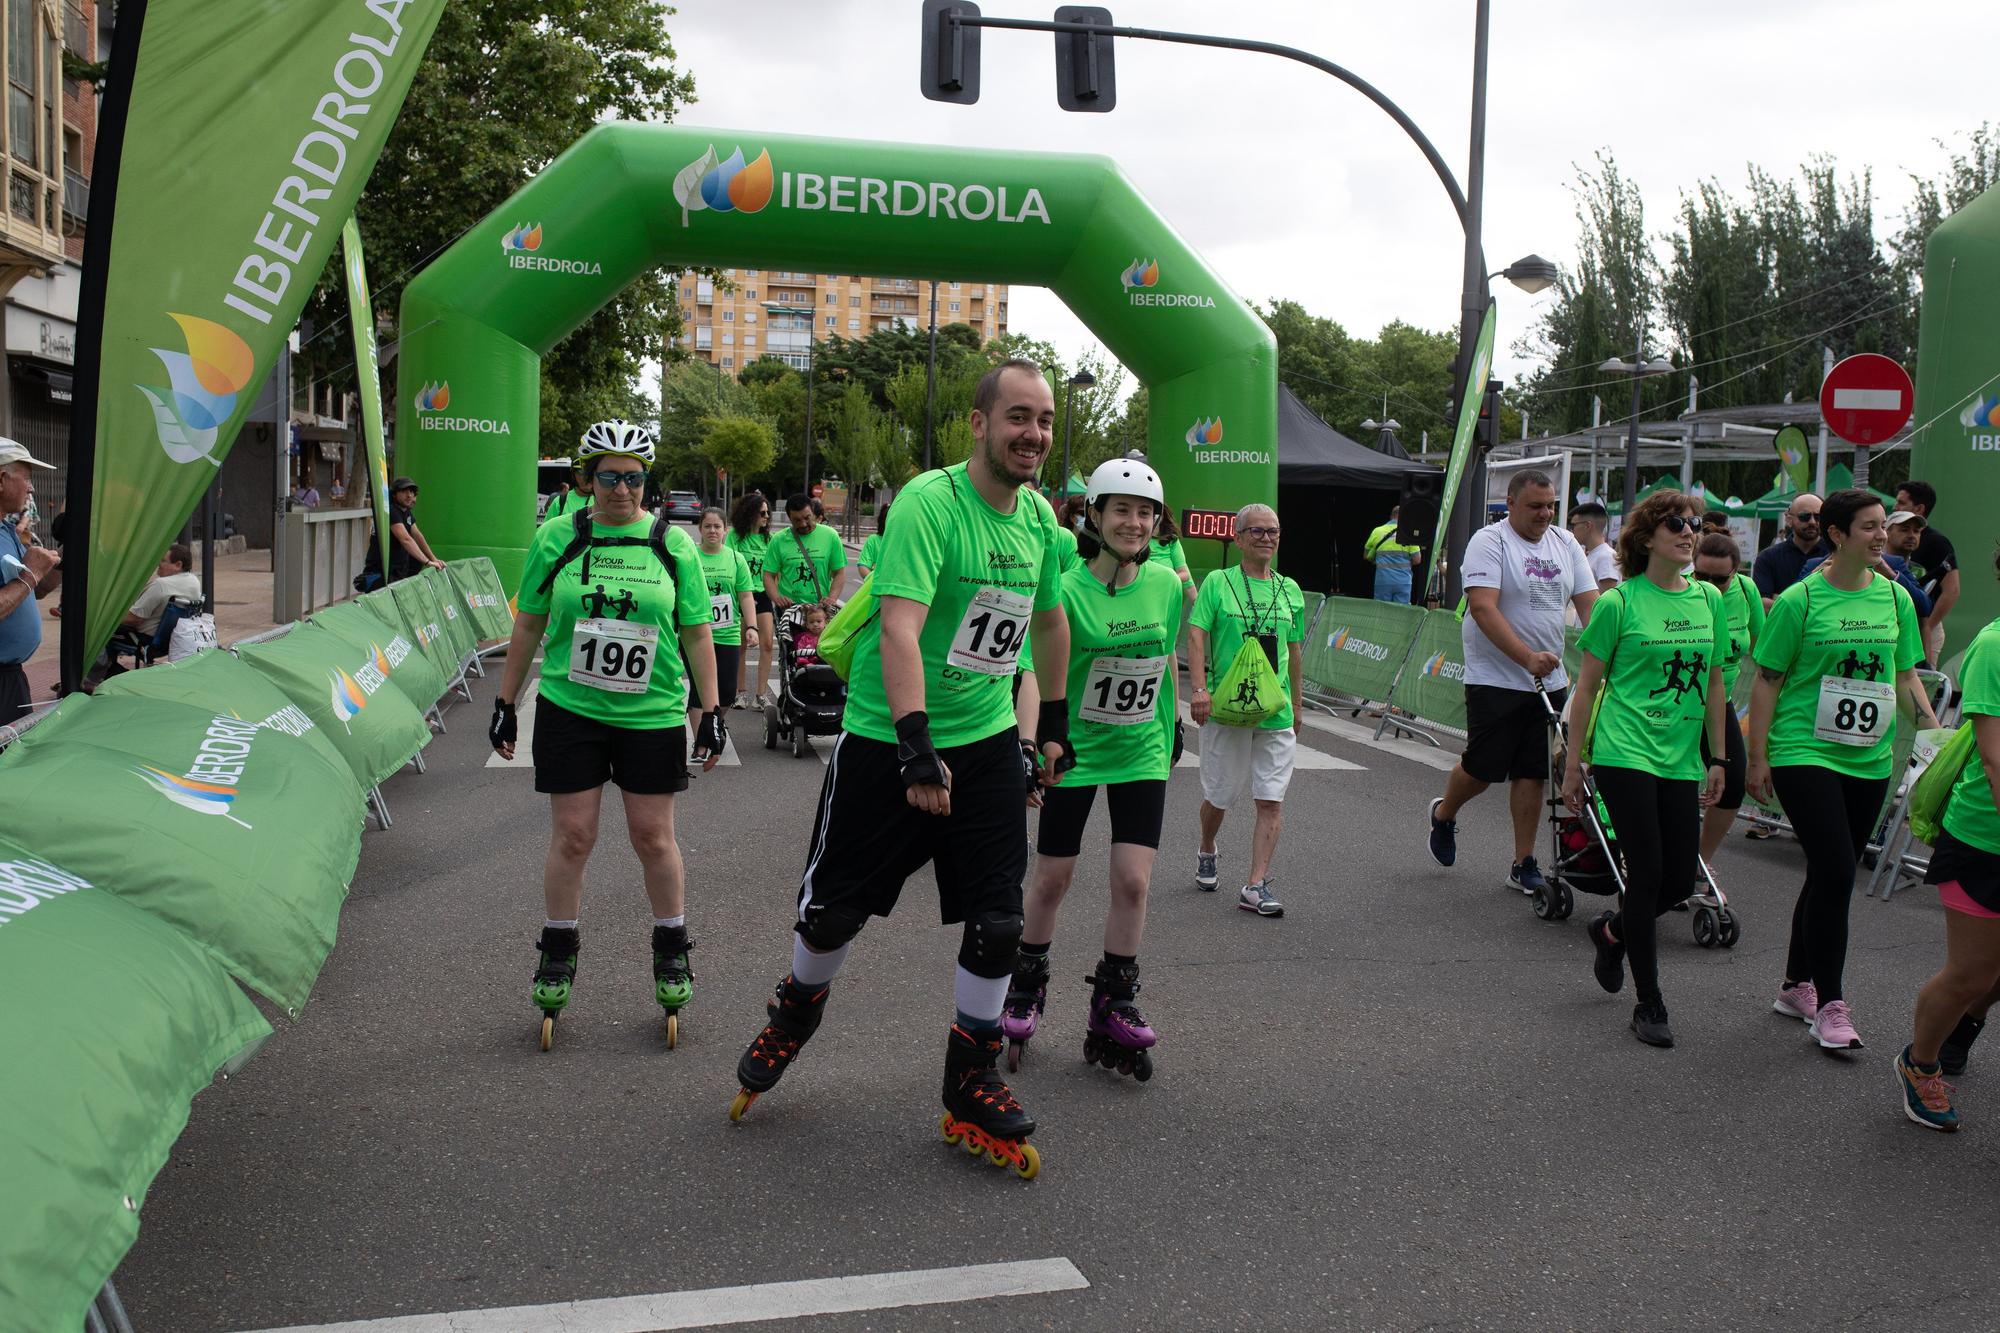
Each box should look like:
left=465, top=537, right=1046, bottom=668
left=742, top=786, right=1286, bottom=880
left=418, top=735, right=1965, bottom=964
left=662, top=0, right=1989, bottom=412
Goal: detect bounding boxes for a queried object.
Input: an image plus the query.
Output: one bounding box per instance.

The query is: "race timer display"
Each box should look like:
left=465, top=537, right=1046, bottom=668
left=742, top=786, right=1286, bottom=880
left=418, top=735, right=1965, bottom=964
left=1181, top=508, right=1237, bottom=541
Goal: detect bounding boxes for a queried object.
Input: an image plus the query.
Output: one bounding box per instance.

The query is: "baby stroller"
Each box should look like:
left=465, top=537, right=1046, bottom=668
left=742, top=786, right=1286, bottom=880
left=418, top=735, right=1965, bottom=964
left=1530, top=684, right=1740, bottom=949
left=764, top=603, right=847, bottom=758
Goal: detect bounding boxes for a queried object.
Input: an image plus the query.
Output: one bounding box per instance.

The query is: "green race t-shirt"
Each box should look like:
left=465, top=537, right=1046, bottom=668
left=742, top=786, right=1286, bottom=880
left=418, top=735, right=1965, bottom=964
left=1718, top=571, right=1766, bottom=701
left=1943, top=617, right=2000, bottom=855
left=726, top=528, right=770, bottom=584
left=1190, top=566, right=1306, bottom=731
left=1754, top=570, right=1921, bottom=778
left=765, top=523, right=846, bottom=605
left=858, top=533, right=884, bottom=572
left=517, top=516, right=710, bottom=727
left=843, top=464, right=1063, bottom=749
left=1151, top=536, right=1191, bottom=581
left=1577, top=576, right=1726, bottom=781
left=1018, top=525, right=1083, bottom=675
left=697, top=545, right=756, bottom=647
left=1062, top=560, right=1183, bottom=785
left=545, top=489, right=587, bottom=521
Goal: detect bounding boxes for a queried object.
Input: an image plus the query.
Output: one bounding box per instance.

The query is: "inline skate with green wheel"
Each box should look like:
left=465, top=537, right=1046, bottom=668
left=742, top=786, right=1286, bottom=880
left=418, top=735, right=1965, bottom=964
left=652, top=925, right=694, bottom=1049
left=532, top=926, right=580, bottom=1052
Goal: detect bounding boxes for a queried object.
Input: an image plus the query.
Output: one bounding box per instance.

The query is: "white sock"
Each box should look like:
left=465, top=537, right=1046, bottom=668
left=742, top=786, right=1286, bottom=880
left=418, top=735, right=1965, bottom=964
left=654, top=915, right=685, bottom=930
left=954, top=965, right=1009, bottom=1025
left=792, top=935, right=850, bottom=986
left=545, top=918, right=578, bottom=930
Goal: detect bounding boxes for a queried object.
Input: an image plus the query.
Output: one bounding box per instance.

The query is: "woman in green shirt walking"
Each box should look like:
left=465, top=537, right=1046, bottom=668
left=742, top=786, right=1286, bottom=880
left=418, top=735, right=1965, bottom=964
left=726, top=492, right=773, bottom=708
left=692, top=508, right=758, bottom=730
left=1692, top=532, right=1765, bottom=872
left=1563, top=490, right=1728, bottom=1047
left=1748, top=489, right=1940, bottom=1052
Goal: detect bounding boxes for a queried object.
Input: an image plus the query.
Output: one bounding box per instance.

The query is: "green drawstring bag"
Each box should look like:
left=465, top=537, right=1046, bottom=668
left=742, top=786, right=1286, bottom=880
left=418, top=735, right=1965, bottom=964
left=1210, top=636, right=1283, bottom=727
left=1909, top=722, right=1978, bottom=846
left=819, top=573, right=877, bottom=681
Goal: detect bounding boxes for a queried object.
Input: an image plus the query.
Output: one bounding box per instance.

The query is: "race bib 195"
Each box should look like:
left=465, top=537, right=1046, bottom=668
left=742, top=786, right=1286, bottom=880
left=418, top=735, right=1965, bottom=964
left=1079, top=654, right=1166, bottom=726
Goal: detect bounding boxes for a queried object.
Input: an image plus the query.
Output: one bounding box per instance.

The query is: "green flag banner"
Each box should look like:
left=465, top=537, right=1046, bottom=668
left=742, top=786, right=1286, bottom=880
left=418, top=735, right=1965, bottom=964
left=312, top=598, right=447, bottom=715
left=236, top=622, right=432, bottom=790
left=64, top=0, right=446, bottom=686
left=368, top=583, right=457, bottom=688
left=1303, top=596, right=1426, bottom=706
left=421, top=564, right=479, bottom=665
left=447, top=557, right=514, bottom=642
left=343, top=216, right=393, bottom=579
left=0, top=692, right=360, bottom=1012
left=96, top=646, right=357, bottom=789
left=0, top=836, right=269, bottom=1333
left=1771, top=424, right=1812, bottom=496
left=1430, top=301, right=1496, bottom=590
left=1385, top=609, right=1471, bottom=737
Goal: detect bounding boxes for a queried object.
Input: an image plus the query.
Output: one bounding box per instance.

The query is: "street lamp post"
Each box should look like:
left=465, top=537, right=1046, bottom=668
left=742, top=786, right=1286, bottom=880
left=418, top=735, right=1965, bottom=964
left=1599, top=324, right=1675, bottom=514
left=802, top=334, right=816, bottom=496
left=1061, top=368, right=1095, bottom=497
left=923, top=279, right=940, bottom=471
left=1360, top=416, right=1402, bottom=455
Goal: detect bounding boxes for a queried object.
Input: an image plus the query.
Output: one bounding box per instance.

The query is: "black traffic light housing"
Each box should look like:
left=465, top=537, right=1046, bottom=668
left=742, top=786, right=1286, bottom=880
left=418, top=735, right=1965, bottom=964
left=1473, top=380, right=1502, bottom=451
left=1054, top=6, right=1116, bottom=112
left=920, top=0, right=982, bottom=104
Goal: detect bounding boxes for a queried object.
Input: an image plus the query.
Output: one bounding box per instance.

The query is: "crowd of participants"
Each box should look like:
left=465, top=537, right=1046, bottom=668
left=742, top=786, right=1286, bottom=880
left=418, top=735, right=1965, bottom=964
left=474, top=374, right=2000, bottom=1159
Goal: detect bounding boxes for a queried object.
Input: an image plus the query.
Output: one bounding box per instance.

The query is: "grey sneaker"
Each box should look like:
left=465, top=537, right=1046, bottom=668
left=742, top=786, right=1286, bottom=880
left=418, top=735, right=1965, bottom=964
left=1195, top=848, right=1218, bottom=891
left=1238, top=879, right=1283, bottom=917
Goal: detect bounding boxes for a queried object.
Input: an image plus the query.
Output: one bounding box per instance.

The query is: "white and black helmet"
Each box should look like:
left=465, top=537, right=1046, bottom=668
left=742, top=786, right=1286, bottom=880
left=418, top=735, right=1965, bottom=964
left=578, top=418, right=656, bottom=466
left=1084, top=456, right=1164, bottom=511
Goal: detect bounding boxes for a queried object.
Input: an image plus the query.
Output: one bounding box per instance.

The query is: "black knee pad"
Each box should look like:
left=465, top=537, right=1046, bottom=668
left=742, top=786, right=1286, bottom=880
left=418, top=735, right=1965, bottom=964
left=957, top=908, right=1024, bottom=979
left=795, top=906, right=868, bottom=953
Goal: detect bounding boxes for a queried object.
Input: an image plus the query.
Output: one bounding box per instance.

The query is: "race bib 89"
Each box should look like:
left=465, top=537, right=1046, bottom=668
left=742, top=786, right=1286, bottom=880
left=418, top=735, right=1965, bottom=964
left=1814, top=674, right=1893, bottom=747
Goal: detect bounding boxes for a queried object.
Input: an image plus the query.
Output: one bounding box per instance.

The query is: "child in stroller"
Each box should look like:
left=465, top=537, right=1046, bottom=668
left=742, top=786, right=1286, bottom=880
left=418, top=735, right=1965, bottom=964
left=764, top=602, right=846, bottom=758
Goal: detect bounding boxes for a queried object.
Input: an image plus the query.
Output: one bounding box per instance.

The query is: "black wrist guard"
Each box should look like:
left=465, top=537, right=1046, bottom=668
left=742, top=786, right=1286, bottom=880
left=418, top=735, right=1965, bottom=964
left=1172, top=719, right=1186, bottom=767
left=489, top=698, right=517, bottom=750
left=895, top=711, right=947, bottom=789
left=695, top=708, right=726, bottom=756
left=1035, top=699, right=1076, bottom=776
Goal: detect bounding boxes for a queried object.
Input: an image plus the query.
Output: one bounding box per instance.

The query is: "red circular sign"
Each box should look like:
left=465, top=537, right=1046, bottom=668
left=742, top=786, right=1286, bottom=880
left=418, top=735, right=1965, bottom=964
left=1820, top=353, right=1914, bottom=445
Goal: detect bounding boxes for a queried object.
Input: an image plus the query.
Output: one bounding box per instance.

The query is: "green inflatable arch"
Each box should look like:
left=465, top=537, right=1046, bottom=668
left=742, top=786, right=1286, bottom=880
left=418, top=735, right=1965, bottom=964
left=397, top=124, right=1275, bottom=592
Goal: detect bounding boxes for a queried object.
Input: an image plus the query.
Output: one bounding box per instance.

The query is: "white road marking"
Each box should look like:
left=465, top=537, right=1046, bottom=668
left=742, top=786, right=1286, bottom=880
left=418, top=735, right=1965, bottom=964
left=1298, top=709, right=1462, bottom=773
left=1173, top=702, right=1364, bottom=771
left=233, top=1258, right=1090, bottom=1333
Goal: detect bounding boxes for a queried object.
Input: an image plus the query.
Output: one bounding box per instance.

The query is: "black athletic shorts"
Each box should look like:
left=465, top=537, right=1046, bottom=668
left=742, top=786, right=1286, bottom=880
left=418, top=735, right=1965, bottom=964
left=795, top=726, right=1028, bottom=936
left=1926, top=829, right=2000, bottom=915
left=753, top=589, right=774, bottom=617
left=1462, top=683, right=1564, bottom=784
left=1036, top=780, right=1168, bottom=857
left=532, top=695, right=689, bottom=796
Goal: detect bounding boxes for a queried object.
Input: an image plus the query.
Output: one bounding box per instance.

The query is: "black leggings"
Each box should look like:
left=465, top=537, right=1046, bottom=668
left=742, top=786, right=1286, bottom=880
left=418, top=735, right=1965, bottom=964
left=1701, top=705, right=1746, bottom=810
left=687, top=643, right=739, bottom=712
left=1772, top=765, right=1891, bottom=1004
left=1591, top=765, right=1701, bottom=1007
left=1035, top=781, right=1168, bottom=858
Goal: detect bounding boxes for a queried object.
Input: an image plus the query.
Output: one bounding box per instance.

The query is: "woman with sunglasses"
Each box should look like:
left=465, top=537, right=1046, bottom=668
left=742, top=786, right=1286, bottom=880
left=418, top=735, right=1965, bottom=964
left=488, top=420, right=724, bottom=1050
left=1748, top=488, right=1940, bottom=1051
left=1691, top=531, right=1764, bottom=876
left=694, top=507, right=758, bottom=735
left=727, top=492, right=774, bottom=708
left=1565, top=491, right=1728, bottom=1047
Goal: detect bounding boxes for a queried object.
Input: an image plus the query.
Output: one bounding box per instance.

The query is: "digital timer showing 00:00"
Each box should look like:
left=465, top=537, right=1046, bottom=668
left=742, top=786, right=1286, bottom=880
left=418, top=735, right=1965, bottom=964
left=1181, top=508, right=1238, bottom=541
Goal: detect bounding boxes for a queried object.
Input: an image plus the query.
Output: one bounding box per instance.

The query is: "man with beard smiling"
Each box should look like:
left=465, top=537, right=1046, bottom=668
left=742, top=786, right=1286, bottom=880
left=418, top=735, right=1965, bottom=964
left=728, top=359, right=1073, bottom=1179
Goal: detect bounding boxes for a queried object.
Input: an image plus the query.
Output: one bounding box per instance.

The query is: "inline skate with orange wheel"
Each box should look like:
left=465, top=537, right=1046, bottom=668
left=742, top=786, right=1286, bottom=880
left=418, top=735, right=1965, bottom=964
left=728, top=974, right=829, bottom=1120
left=940, top=1023, right=1041, bottom=1179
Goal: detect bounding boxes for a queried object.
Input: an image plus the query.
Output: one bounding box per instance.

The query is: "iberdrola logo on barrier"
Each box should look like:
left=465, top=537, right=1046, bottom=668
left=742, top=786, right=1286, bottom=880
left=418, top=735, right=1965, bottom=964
left=1960, top=393, right=2000, bottom=450
left=329, top=647, right=394, bottom=732
left=1185, top=417, right=1223, bottom=448
left=416, top=381, right=450, bottom=412
left=501, top=223, right=542, bottom=252
left=1421, top=650, right=1465, bottom=682
left=674, top=145, right=776, bottom=226
left=501, top=221, right=601, bottom=276
left=138, top=313, right=257, bottom=467
left=414, top=381, right=510, bottom=436
left=129, top=714, right=265, bottom=829
left=1121, top=258, right=1215, bottom=310
left=1328, top=627, right=1389, bottom=663
left=1186, top=415, right=1270, bottom=466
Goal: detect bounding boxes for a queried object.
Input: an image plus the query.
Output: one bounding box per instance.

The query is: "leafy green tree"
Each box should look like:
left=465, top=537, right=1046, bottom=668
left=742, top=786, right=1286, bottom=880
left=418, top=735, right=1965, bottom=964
left=701, top=415, right=777, bottom=490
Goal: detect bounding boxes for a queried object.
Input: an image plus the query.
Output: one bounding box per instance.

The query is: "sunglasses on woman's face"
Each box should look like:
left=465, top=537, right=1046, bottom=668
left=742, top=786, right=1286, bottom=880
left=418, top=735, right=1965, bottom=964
left=1658, top=515, right=1698, bottom=534
left=1694, top=569, right=1733, bottom=586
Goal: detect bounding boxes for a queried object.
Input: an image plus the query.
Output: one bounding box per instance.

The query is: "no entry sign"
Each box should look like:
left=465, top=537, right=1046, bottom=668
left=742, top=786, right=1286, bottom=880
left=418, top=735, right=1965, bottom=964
left=1820, top=353, right=1915, bottom=445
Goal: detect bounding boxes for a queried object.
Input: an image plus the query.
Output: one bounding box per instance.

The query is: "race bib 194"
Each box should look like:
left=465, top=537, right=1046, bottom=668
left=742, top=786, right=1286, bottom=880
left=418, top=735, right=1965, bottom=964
left=1079, top=654, right=1166, bottom=726
left=569, top=618, right=659, bottom=694
left=947, top=585, right=1033, bottom=675
left=1813, top=674, right=1893, bottom=747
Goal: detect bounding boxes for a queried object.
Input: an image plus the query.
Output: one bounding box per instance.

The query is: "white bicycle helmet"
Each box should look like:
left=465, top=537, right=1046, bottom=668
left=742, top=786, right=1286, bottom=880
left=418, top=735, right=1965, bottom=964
left=578, top=418, right=657, bottom=466
left=1084, top=456, right=1164, bottom=511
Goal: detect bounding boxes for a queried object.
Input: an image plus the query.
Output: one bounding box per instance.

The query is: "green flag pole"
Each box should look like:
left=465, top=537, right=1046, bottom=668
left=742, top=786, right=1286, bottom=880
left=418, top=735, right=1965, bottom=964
left=1429, top=300, right=1496, bottom=596
left=343, top=218, right=393, bottom=580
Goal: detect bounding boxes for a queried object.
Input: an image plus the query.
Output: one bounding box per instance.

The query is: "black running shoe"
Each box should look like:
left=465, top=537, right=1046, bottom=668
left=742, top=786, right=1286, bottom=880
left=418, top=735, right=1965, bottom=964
left=1427, top=797, right=1457, bottom=867
left=1588, top=910, right=1625, bottom=994
left=1631, top=1000, right=1674, bottom=1048
left=1940, top=1013, right=1985, bottom=1076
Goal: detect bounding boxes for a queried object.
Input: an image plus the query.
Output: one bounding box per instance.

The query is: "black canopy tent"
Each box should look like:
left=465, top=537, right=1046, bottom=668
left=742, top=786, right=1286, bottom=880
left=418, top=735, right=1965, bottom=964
left=1270, top=385, right=1438, bottom=597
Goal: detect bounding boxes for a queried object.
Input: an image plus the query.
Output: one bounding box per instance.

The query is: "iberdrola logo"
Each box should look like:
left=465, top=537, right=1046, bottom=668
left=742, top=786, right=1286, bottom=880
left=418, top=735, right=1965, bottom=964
left=369, top=642, right=392, bottom=677
left=501, top=222, right=542, bottom=252
left=1185, top=417, right=1223, bottom=449
left=138, top=313, right=256, bottom=467
left=1424, top=650, right=1450, bottom=676
left=329, top=666, right=368, bottom=730
left=1960, top=394, right=2000, bottom=431
left=1121, top=258, right=1159, bottom=290
left=416, top=381, right=450, bottom=412
left=673, top=145, right=775, bottom=226
left=132, top=765, right=252, bottom=828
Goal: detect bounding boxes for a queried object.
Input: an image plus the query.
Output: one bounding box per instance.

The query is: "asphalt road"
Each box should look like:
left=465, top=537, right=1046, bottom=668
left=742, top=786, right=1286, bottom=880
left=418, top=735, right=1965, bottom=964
left=113, top=670, right=2000, bottom=1332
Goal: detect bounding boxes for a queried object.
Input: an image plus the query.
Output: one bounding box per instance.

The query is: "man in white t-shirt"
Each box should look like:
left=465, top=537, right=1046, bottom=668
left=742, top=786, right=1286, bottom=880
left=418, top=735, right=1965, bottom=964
left=121, top=544, right=202, bottom=638
left=1566, top=500, right=1620, bottom=591
left=1426, top=470, right=1598, bottom=895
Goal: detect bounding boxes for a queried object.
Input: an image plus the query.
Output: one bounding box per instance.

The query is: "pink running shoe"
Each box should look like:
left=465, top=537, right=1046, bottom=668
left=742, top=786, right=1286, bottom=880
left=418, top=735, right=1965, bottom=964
left=1772, top=980, right=1819, bottom=1023
left=1811, top=999, right=1865, bottom=1050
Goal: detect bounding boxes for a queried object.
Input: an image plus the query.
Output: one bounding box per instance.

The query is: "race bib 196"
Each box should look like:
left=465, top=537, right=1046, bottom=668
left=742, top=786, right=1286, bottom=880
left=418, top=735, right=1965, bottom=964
left=1080, top=654, right=1167, bottom=726
left=1814, top=674, right=1893, bottom=747
left=947, top=585, right=1033, bottom=675
left=569, top=618, right=659, bottom=694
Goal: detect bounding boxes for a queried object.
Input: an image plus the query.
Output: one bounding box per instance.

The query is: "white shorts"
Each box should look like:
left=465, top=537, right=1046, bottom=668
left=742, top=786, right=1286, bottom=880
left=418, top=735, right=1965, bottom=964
left=1198, top=722, right=1296, bottom=809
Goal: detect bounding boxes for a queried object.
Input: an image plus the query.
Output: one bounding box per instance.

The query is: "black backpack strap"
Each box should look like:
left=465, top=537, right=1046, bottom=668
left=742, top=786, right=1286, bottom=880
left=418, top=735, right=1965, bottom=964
left=537, top=508, right=597, bottom=595
left=649, top=515, right=680, bottom=585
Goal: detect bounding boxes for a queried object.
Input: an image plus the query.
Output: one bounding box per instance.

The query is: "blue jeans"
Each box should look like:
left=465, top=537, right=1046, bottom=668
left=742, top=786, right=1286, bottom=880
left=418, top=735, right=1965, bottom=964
left=1372, top=570, right=1411, bottom=604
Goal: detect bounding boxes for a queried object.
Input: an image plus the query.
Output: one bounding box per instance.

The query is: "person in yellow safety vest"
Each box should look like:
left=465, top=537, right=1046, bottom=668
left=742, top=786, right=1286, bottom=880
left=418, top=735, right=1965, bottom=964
left=1363, top=506, right=1423, bottom=604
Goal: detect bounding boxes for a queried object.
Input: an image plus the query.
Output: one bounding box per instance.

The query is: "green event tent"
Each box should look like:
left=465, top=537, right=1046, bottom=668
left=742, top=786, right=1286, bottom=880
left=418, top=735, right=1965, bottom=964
left=0, top=834, right=269, bottom=1333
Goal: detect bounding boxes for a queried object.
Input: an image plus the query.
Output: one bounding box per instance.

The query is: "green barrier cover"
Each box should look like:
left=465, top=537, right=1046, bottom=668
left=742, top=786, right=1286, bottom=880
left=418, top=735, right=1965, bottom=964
left=1388, top=610, right=1471, bottom=735
left=1297, top=590, right=1325, bottom=640
left=1304, top=596, right=1426, bottom=705
left=368, top=582, right=457, bottom=688
left=312, top=599, right=447, bottom=715
left=0, top=836, right=270, bottom=1333
left=421, top=564, right=479, bottom=664
left=0, top=691, right=361, bottom=1011
left=96, top=648, right=355, bottom=790
left=237, top=623, right=431, bottom=790
left=448, top=557, right=514, bottom=642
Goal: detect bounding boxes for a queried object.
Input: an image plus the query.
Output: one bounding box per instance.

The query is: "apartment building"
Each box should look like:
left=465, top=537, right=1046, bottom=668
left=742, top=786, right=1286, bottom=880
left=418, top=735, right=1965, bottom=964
left=674, top=270, right=1009, bottom=373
